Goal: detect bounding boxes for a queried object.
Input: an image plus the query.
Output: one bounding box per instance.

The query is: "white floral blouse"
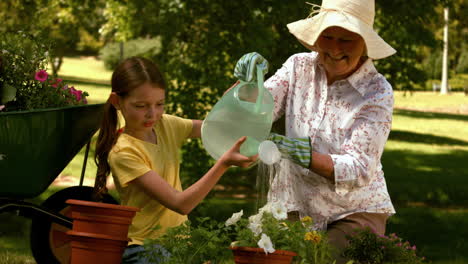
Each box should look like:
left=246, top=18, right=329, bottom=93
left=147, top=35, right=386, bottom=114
left=265, top=52, right=395, bottom=230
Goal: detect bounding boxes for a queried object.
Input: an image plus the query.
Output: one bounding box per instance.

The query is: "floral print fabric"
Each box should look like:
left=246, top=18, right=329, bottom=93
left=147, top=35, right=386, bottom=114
left=265, top=52, right=395, bottom=230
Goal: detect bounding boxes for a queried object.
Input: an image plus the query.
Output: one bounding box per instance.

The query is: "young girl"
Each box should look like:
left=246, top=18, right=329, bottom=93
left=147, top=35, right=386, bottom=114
left=93, top=57, right=256, bottom=263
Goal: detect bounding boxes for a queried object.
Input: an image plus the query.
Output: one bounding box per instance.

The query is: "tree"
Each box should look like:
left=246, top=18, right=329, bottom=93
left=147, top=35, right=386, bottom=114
left=419, top=0, right=467, bottom=89
left=0, top=0, right=106, bottom=75
left=100, top=0, right=445, bottom=186
left=374, top=0, right=439, bottom=90
left=441, top=6, right=449, bottom=94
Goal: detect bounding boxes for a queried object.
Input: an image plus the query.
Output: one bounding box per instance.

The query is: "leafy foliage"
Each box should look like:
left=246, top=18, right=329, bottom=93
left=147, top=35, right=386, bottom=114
left=0, top=0, right=106, bottom=74
left=0, top=32, right=49, bottom=107
left=344, top=227, right=425, bottom=264
left=455, top=48, right=468, bottom=74
left=232, top=212, right=333, bottom=264
left=99, top=37, right=162, bottom=70
left=145, top=202, right=334, bottom=264
left=98, top=0, right=455, bottom=184
left=0, top=32, right=88, bottom=111
left=144, top=218, right=233, bottom=264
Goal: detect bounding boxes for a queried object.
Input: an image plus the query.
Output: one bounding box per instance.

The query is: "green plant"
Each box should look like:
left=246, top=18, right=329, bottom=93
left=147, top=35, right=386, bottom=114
left=455, top=48, right=468, bottom=74
left=144, top=218, right=233, bottom=264
left=144, top=202, right=334, bottom=264
left=0, top=31, right=88, bottom=112
left=343, top=227, right=425, bottom=264
left=99, top=37, right=161, bottom=70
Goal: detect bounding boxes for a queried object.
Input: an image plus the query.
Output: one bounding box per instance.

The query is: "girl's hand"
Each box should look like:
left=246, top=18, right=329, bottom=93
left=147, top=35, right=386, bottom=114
left=219, top=136, right=258, bottom=168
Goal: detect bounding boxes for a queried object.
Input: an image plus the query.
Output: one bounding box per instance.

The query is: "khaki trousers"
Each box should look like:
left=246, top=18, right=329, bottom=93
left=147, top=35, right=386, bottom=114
left=327, top=212, right=388, bottom=264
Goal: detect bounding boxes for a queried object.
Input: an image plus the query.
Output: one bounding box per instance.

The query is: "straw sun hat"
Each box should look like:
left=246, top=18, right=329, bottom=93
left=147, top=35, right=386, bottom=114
left=287, top=0, right=396, bottom=60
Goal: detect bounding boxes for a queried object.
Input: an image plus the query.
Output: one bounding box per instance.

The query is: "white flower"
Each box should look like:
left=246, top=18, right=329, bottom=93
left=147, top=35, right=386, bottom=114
left=248, top=213, right=262, bottom=224
left=230, top=241, right=239, bottom=247
left=248, top=213, right=263, bottom=235
left=259, top=203, right=271, bottom=214
left=258, top=233, right=275, bottom=254
left=270, top=202, right=287, bottom=220
left=248, top=221, right=262, bottom=236
left=225, top=210, right=243, bottom=226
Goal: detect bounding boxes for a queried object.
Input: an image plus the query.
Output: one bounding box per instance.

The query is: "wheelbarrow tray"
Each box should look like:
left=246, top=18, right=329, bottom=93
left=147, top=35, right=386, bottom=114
left=0, top=104, right=105, bottom=198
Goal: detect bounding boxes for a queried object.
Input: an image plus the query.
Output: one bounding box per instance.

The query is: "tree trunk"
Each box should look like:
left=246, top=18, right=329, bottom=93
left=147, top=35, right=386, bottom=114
left=119, top=42, right=124, bottom=62
left=441, top=7, right=449, bottom=95
left=51, top=56, right=63, bottom=77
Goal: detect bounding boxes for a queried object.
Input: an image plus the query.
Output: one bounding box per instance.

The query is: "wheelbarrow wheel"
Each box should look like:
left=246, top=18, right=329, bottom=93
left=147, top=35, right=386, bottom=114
left=30, top=186, right=118, bottom=264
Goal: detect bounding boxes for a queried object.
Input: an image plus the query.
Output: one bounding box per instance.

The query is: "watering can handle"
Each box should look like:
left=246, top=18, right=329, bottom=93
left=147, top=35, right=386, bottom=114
left=254, top=65, right=265, bottom=113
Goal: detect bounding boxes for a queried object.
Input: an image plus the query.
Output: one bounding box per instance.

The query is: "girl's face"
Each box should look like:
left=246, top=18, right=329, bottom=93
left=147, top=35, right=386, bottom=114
left=316, top=26, right=366, bottom=84
left=114, top=82, right=165, bottom=137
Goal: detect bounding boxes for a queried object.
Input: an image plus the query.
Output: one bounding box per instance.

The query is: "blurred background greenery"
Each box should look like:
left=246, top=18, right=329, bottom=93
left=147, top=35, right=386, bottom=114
left=1, top=0, right=467, bottom=263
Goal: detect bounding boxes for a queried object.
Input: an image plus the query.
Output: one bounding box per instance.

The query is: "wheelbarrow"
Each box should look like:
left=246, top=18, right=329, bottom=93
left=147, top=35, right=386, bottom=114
left=0, top=104, right=118, bottom=264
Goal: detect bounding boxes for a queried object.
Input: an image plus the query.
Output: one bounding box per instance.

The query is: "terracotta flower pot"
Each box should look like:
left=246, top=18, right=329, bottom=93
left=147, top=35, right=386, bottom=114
left=230, top=246, right=297, bottom=264
left=66, top=199, right=139, bottom=240
left=67, top=231, right=129, bottom=264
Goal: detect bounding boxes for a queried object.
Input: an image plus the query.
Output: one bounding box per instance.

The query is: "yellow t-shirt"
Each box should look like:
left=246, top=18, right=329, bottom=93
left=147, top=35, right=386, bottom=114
left=108, top=114, right=192, bottom=245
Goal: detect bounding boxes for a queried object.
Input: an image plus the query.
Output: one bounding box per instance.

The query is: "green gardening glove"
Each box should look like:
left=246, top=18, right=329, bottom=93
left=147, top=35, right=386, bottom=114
left=268, top=133, right=312, bottom=168
left=234, top=52, right=269, bottom=82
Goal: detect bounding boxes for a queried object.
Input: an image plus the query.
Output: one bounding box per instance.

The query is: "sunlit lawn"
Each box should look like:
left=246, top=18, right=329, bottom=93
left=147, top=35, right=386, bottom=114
left=57, top=56, right=112, bottom=83
left=394, top=91, right=468, bottom=114
left=1, top=56, right=467, bottom=263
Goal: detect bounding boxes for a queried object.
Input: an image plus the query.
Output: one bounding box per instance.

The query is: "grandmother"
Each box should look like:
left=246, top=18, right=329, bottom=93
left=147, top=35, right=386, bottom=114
left=236, top=0, right=396, bottom=262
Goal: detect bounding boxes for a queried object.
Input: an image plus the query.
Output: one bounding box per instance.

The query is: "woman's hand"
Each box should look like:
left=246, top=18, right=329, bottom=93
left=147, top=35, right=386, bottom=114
left=234, top=52, right=268, bottom=82
left=219, top=136, right=258, bottom=168
left=268, top=133, right=312, bottom=168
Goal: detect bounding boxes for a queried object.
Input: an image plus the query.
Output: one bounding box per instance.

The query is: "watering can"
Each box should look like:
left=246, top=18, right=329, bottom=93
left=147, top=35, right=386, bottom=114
left=201, top=60, right=274, bottom=160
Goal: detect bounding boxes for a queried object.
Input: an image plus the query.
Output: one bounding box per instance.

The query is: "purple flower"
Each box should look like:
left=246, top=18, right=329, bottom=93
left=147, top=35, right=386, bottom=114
left=34, top=70, right=48, bottom=82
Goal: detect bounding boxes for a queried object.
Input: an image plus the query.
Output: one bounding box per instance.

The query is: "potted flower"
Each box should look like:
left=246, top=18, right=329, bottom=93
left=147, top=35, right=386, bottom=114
left=0, top=31, right=88, bottom=112
left=0, top=31, right=109, bottom=264
left=0, top=31, right=100, bottom=199
left=143, top=202, right=335, bottom=264
left=227, top=202, right=334, bottom=264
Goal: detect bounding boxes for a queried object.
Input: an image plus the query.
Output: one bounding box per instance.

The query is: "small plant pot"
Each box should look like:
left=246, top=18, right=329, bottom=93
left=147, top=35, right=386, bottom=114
left=230, top=246, right=297, bottom=264
left=66, top=199, right=139, bottom=240
left=67, top=231, right=129, bottom=264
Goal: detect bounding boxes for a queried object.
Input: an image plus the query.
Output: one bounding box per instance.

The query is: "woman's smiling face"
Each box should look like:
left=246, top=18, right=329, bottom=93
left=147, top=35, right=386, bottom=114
left=316, top=26, right=366, bottom=84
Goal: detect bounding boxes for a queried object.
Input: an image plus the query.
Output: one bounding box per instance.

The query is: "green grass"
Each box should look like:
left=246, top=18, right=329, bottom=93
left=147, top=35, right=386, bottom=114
left=384, top=109, right=468, bottom=207
left=387, top=207, right=468, bottom=262
left=394, top=91, right=468, bottom=114
left=57, top=56, right=112, bottom=83
left=384, top=95, right=468, bottom=262
left=2, top=57, right=467, bottom=263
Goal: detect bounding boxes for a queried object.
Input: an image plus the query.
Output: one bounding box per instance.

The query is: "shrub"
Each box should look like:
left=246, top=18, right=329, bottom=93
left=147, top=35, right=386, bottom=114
left=343, top=227, right=426, bottom=264
left=456, top=48, right=468, bottom=74
left=0, top=31, right=88, bottom=111
left=99, top=37, right=161, bottom=70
